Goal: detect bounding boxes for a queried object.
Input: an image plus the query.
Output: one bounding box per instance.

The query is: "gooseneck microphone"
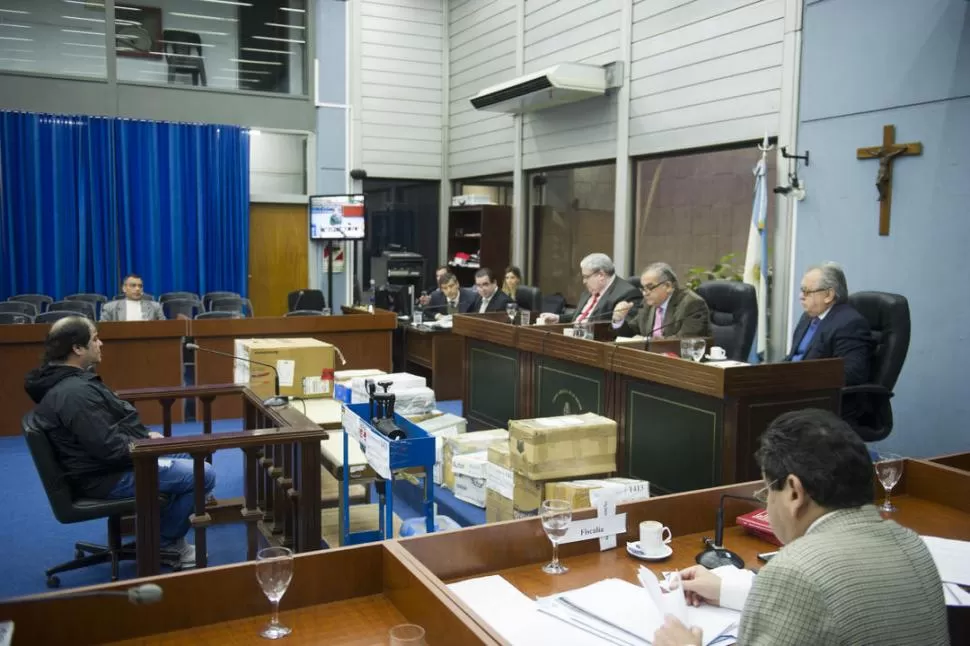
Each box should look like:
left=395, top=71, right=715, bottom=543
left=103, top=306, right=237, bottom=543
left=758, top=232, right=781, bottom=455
left=41, top=583, right=164, bottom=605
left=696, top=493, right=761, bottom=569
left=186, top=343, right=286, bottom=407
left=291, top=289, right=305, bottom=312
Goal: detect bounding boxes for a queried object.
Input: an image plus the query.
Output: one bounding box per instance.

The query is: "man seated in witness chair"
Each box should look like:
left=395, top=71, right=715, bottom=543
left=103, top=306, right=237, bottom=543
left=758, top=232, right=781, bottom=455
left=417, top=264, right=450, bottom=307
left=471, top=267, right=510, bottom=313
left=100, top=273, right=165, bottom=321
left=537, top=252, right=640, bottom=325
left=611, top=262, right=710, bottom=339
left=24, top=317, right=215, bottom=568
left=654, top=408, right=947, bottom=646
left=428, top=271, right=476, bottom=318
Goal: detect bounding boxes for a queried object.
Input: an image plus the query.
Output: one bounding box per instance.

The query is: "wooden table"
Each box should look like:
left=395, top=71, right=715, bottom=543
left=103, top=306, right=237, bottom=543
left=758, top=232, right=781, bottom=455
left=929, top=451, right=970, bottom=473
left=402, top=323, right=464, bottom=401
left=5, top=460, right=967, bottom=644
left=452, top=315, right=844, bottom=492
left=0, top=312, right=397, bottom=435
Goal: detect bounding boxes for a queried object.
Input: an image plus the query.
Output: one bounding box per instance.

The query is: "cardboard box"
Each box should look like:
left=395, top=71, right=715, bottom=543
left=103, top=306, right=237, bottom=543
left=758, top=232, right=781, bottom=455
left=234, top=338, right=335, bottom=400
left=334, top=369, right=386, bottom=403
left=544, top=478, right=650, bottom=510
left=350, top=372, right=426, bottom=403
left=452, top=451, right=487, bottom=507
left=417, top=414, right=466, bottom=485
left=508, top=413, right=617, bottom=480
left=485, top=443, right=543, bottom=522
left=444, top=429, right=508, bottom=491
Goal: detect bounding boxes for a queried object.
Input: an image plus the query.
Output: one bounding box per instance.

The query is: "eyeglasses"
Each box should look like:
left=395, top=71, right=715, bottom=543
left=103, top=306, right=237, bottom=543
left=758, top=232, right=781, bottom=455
left=752, top=479, right=778, bottom=504
left=640, top=283, right=664, bottom=293
left=581, top=272, right=599, bottom=281
left=800, top=287, right=828, bottom=296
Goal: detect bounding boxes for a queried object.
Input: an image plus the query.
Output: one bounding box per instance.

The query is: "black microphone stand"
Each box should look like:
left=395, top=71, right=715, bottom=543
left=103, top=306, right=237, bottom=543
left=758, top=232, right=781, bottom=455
left=696, top=493, right=761, bottom=569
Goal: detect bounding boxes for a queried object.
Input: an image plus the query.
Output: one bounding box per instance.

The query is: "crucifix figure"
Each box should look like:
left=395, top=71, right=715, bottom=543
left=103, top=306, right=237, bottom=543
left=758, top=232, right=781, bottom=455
left=856, top=125, right=922, bottom=236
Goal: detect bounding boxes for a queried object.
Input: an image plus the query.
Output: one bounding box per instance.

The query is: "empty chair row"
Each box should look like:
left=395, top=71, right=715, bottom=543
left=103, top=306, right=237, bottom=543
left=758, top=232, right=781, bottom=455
left=6, top=291, right=245, bottom=316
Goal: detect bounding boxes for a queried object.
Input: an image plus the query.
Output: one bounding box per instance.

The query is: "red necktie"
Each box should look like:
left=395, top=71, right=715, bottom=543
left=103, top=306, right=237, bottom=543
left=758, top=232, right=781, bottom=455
left=576, top=292, right=600, bottom=322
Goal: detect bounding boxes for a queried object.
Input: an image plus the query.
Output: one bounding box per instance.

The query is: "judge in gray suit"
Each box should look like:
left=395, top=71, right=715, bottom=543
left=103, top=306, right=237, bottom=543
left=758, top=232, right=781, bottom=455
left=611, top=262, right=709, bottom=338
left=654, top=408, right=948, bottom=646
left=537, top=253, right=640, bottom=325
left=100, top=274, right=165, bottom=322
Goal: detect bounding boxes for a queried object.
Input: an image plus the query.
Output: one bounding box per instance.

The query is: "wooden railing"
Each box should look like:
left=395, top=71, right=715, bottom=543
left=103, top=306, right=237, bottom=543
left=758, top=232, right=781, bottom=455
left=119, top=385, right=326, bottom=577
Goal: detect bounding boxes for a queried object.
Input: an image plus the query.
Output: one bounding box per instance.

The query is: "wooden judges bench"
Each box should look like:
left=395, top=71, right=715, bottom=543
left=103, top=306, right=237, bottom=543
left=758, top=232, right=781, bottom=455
left=4, top=457, right=968, bottom=644
left=0, top=309, right=396, bottom=435
left=451, top=315, right=845, bottom=492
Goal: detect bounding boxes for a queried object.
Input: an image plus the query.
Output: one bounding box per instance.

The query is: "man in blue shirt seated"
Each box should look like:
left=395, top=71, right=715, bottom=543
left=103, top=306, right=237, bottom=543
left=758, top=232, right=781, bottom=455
left=785, top=262, right=872, bottom=386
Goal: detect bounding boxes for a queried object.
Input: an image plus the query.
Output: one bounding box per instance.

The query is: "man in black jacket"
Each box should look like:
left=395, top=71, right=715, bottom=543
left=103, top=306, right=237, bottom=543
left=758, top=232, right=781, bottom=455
left=24, top=316, right=215, bottom=567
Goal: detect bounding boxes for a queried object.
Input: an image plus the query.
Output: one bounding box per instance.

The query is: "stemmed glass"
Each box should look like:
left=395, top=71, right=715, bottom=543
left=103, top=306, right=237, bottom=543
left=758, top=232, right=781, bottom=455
left=874, top=453, right=904, bottom=512
left=506, top=302, right=519, bottom=324
left=256, top=546, right=294, bottom=639
left=689, top=338, right=706, bottom=362
left=541, top=499, right=572, bottom=574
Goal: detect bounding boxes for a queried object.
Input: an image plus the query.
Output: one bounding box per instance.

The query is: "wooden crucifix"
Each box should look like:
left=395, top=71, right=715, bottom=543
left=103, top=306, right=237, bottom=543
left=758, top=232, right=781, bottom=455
left=856, top=125, right=922, bottom=236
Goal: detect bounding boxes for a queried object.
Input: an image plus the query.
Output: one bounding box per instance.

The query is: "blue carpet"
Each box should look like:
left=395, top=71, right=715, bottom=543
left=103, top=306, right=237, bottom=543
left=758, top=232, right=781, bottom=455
left=0, top=401, right=466, bottom=600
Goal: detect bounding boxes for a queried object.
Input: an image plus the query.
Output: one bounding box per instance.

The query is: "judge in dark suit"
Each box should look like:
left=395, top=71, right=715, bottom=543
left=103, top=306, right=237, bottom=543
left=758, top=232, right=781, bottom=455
left=471, top=268, right=511, bottom=313
left=428, top=272, right=476, bottom=318
left=537, top=253, right=640, bottom=324
left=785, top=263, right=872, bottom=387
left=611, top=262, right=709, bottom=338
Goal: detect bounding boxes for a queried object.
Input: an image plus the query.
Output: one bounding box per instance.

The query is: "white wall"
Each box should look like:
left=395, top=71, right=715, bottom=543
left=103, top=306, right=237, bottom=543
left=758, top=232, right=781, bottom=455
left=357, top=0, right=444, bottom=179
left=629, top=0, right=785, bottom=156
left=448, top=0, right=516, bottom=179
left=250, top=131, right=306, bottom=196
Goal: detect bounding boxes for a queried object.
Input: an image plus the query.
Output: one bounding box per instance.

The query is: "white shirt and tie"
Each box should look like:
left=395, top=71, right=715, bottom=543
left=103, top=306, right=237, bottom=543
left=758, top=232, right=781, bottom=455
left=125, top=300, right=143, bottom=321
left=478, top=294, right=492, bottom=313
left=576, top=275, right=616, bottom=323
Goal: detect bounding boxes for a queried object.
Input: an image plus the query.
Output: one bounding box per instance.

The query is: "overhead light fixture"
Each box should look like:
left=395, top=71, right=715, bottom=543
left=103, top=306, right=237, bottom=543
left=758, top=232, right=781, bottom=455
left=62, top=52, right=104, bottom=59
left=221, top=67, right=270, bottom=75
left=2, top=48, right=34, bottom=53
left=61, top=29, right=105, bottom=36
left=0, top=36, right=33, bottom=42
left=264, top=22, right=305, bottom=30
left=62, top=15, right=105, bottom=23
left=170, top=12, right=238, bottom=22
left=253, top=35, right=304, bottom=44
left=63, top=0, right=103, bottom=6
left=0, top=23, right=31, bottom=29
left=230, top=57, right=283, bottom=66
left=169, top=28, right=228, bottom=37
left=0, top=8, right=30, bottom=15
left=0, top=57, right=35, bottom=63
left=63, top=41, right=104, bottom=48
left=160, top=39, right=214, bottom=48
left=242, top=46, right=294, bottom=55
left=195, top=0, right=253, bottom=6
left=281, top=7, right=306, bottom=12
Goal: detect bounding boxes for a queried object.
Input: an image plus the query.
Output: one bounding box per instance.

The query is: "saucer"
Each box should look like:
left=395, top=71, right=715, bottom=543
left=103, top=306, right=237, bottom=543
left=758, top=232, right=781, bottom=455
left=626, top=541, right=672, bottom=561
left=705, top=354, right=727, bottom=361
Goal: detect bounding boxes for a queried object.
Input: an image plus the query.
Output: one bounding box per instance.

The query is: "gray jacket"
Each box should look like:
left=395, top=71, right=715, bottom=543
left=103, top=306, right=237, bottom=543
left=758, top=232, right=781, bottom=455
left=100, top=299, right=165, bottom=321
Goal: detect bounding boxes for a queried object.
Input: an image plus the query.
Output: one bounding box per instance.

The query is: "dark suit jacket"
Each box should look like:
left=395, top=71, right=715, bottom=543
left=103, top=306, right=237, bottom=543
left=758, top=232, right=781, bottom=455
left=564, top=276, right=641, bottom=323
left=785, top=303, right=872, bottom=386
left=472, top=289, right=510, bottom=314
left=615, top=287, right=710, bottom=338
left=428, top=287, right=476, bottom=314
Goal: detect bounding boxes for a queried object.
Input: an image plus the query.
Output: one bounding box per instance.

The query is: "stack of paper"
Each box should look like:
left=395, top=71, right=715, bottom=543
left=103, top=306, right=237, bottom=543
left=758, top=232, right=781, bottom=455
left=922, top=535, right=970, bottom=606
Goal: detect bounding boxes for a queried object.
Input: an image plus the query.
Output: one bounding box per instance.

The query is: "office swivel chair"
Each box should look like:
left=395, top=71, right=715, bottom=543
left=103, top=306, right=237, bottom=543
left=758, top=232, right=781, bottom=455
left=288, top=289, right=326, bottom=312
left=48, top=300, right=96, bottom=320
left=162, top=29, right=207, bottom=86
left=9, top=293, right=52, bottom=313
left=695, top=280, right=758, bottom=361
left=514, top=285, right=542, bottom=312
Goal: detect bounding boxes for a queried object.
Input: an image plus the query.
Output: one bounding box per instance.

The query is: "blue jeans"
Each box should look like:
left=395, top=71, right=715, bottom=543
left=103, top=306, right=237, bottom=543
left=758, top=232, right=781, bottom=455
left=109, top=454, right=216, bottom=545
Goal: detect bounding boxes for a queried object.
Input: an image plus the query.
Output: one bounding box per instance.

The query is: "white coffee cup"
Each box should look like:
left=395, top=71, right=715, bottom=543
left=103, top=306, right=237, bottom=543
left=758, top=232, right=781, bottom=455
left=639, top=520, right=672, bottom=555
left=709, top=346, right=727, bottom=360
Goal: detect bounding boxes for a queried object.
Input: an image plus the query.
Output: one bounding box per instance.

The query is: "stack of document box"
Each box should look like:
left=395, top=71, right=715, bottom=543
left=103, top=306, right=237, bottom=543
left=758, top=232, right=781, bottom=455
left=415, top=413, right=467, bottom=485
left=443, top=430, right=508, bottom=491
left=508, top=413, right=617, bottom=480
left=349, top=372, right=436, bottom=416
left=544, top=478, right=650, bottom=510
left=485, top=443, right=543, bottom=521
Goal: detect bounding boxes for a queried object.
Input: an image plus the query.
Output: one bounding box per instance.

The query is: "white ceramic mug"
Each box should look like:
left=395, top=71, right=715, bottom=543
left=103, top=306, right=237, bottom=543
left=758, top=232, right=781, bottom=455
left=639, top=520, right=672, bottom=555
left=709, top=346, right=727, bottom=360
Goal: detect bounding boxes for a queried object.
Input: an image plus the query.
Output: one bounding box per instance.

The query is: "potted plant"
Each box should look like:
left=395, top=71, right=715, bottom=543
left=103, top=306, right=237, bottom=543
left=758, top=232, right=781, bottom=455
left=685, top=253, right=744, bottom=290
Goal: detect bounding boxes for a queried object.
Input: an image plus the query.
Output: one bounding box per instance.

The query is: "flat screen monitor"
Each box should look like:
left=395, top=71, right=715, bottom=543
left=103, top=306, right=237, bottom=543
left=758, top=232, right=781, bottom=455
left=309, top=194, right=366, bottom=240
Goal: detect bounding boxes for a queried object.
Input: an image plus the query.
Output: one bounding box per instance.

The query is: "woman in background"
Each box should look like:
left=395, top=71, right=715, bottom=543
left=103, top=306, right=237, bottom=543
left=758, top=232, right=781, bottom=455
left=503, top=266, right=522, bottom=299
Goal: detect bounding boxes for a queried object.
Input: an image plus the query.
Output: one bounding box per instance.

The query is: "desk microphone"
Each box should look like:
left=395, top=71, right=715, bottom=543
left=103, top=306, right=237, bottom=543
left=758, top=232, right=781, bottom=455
left=186, top=343, right=286, bottom=407
left=40, top=583, right=164, bottom=605
left=291, top=289, right=305, bottom=312
left=696, top=493, right=761, bottom=569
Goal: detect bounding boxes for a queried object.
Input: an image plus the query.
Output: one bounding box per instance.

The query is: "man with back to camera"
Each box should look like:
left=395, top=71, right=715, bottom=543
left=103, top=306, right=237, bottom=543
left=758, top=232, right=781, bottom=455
left=471, top=267, right=511, bottom=313
left=653, top=408, right=947, bottom=646
left=24, top=316, right=214, bottom=567
left=100, top=273, right=165, bottom=321
left=537, top=252, right=640, bottom=325
left=612, top=262, right=710, bottom=338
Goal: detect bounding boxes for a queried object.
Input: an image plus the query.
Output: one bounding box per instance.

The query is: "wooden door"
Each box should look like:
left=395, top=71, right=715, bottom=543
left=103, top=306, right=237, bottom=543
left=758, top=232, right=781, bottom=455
left=248, top=203, right=308, bottom=317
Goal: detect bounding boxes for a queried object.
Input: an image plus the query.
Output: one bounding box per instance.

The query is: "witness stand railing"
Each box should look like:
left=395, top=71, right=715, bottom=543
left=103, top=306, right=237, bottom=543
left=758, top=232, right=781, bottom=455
left=118, top=385, right=326, bottom=577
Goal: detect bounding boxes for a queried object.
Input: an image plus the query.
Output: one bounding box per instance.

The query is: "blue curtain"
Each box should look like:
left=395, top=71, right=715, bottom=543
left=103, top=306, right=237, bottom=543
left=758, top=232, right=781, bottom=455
left=0, top=112, right=119, bottom=300
left=0, top=111, right=249, bottom=302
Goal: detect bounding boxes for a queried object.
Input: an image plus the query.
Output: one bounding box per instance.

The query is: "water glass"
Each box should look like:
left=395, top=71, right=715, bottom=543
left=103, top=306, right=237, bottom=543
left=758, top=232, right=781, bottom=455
left=506, top=302, right=518, bottom=324
left=256, top=546, right=294, bottom=639
left=541, top=499, right=572, bottom=574
left=520, top=310, right=531, bottom=326
left=389, top=624, right=427, bottom=645
left=412, top=309, right=423, bottom=326
left=575, top=319, right=592, bottom=340
left=874, top=453, right=904, bottom=512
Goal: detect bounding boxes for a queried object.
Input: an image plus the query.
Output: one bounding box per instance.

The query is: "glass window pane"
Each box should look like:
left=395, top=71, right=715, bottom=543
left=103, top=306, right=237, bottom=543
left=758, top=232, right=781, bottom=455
left=530, top=163, right=616, bottom=306
left=113, top=0, right=306, bottom=95
left=633, top=147, right=776, bottom=284
left=0, top=0, right=107, bottom=79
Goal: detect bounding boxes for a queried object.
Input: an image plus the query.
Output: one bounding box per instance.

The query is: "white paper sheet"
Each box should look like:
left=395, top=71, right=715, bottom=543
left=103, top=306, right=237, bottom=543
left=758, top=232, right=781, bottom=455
left=276, top=359, right=295, bottom=388
left=922, top=536, right=970, bottom=586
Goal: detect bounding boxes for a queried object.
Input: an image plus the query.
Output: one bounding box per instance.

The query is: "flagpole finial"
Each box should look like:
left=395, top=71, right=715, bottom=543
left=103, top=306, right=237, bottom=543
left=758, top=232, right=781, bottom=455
left=758, top=131, right=773, bottom=153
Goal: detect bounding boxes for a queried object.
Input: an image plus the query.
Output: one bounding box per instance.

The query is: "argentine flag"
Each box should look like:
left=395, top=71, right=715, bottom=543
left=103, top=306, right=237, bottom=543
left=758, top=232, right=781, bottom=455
left=743, top=152, right=769, bottom=363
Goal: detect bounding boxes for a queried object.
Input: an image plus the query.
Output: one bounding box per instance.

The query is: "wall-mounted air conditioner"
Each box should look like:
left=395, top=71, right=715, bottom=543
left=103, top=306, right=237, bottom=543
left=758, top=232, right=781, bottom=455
left=470, top=62, right=622, bottom=114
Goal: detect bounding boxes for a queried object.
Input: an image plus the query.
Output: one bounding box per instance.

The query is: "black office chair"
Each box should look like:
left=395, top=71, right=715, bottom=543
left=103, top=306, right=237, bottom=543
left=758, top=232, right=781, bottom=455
left=695, top=280, right=757, bottom=361
left=159, top=291, right=201, bottom=305
left=514, top=286, right=542, bottom=312
left=65, top=293, right=108, bottom=318
left=288, top=289, right=326, bottom=312
left=211, top=296, right=253, bottom=317
left=843, top=292, right=911, bottom=442
left=162, top=29, right=207, bottom=86
left=49, top=300, right=96, bottom=320
left=0, top=301, right=38, bottom=316
left=0, top=312, right=32, bottom=324
left=35, top=311, right=77, bottom=324
left=285, top=309, right=327, bottom=317
left=196, top=311, right=234, bottom=319
left=542, top=293, right=566, bottom=316
left=113, top=293, right=155, bottom=301
left=163, top=298, right=202, bottom=320
left=203, top=291, right=240, bottom=310
left=626, top=275, right=641, bottom=292
left=10, top=293, right=52, bottom=313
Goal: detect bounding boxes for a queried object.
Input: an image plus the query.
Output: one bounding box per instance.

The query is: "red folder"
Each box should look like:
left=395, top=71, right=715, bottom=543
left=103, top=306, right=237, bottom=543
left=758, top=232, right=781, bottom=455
left=736, top=508, right=782, bottom=546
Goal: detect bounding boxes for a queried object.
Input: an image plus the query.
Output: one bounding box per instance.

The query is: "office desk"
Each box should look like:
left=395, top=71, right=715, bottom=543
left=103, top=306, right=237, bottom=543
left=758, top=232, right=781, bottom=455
left=930, top=451, right=970, bottom=473
left=452, top=315, right=844, bottom=491
left=402, top=324, right=464, bottom=401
